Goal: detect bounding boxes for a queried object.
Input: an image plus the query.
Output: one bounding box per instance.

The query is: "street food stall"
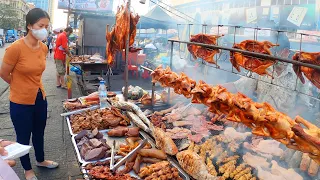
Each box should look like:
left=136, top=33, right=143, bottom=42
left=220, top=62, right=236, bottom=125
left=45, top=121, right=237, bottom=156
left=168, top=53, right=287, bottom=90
left=61, top=1, right=320, bottom=180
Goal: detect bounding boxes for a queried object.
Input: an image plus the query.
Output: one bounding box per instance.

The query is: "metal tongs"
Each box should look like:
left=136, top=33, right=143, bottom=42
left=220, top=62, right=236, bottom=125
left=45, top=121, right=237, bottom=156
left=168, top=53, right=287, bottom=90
left=60, top=105, right=100, bottom=117
left=110, top=140, right=116, bottom=169
left=110, top=139, right=147, bottom=173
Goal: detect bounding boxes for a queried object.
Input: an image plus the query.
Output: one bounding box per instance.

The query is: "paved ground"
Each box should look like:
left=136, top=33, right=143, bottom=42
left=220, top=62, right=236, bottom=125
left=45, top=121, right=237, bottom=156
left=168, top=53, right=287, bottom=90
left=0, top=48, right=83, bottom=179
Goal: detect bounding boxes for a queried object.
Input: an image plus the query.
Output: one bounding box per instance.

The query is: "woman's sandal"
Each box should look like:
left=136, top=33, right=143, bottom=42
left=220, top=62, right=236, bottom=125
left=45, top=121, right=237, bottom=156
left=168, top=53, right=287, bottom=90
left=24, top=171, right=38, bottom=180
left=35, top=161, right=59, bottom=169
left=27, top=176, right=38, bottom=180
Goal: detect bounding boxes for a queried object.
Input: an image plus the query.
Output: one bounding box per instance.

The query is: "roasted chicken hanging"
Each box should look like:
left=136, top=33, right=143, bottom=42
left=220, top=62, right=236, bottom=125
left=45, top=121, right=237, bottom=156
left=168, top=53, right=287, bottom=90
left=231, top=40, right=279, bottom=77
left=151, top=65, right=320, bottom=164
left=151, top=66, right=196, bottom=98
left=187, top=34, right=222, bottom=66
left=106, top=2, right=140, bottom=65
left=292, top=52, right=320, bottom=89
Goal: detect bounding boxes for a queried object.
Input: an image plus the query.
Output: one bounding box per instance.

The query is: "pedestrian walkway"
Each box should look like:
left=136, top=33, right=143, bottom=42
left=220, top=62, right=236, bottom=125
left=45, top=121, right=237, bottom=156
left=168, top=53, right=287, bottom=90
left=0, top=56, right=83, bottom=180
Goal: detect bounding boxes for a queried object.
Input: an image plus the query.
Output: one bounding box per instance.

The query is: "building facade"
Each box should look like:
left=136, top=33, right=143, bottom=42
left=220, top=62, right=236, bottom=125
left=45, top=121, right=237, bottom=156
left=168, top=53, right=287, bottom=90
left=48, top=0, right=54, bottom=24
left=0, top=0, right=30, bottom=30
left=26, top=0, right=49, bottom=12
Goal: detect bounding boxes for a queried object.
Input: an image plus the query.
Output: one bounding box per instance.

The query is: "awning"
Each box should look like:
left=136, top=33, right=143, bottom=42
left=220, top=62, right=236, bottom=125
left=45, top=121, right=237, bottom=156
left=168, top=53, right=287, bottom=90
left=138, top=6, right=179, bottom=30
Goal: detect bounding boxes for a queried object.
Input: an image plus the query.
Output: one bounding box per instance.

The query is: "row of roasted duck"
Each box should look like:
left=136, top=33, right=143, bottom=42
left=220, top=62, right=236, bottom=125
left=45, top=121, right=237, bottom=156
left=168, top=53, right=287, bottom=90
left=150, top=65, right=320, bottom=165
left=188, top=34, right=320, bottom=89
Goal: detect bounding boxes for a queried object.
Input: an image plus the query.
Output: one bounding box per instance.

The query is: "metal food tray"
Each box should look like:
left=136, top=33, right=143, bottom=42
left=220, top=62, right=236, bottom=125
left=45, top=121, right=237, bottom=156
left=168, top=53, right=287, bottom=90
left=65, top=108, right=131, bottom=136
left=78, top=131, right=190, bottom=180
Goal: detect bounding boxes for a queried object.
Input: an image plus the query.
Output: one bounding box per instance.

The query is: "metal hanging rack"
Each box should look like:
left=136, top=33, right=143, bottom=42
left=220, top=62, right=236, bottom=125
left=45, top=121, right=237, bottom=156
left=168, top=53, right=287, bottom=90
left=141, top=23, right=320, bottom=103
left=167, top=39, right=320, bottom=71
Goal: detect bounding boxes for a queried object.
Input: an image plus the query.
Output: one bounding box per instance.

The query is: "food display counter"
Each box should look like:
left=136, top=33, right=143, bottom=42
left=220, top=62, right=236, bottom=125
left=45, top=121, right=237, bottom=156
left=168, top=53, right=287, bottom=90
left=61, top=0, right=320, bottom=179
left=70, top=55, right=111, bottom=95
left=61, top=94, right=190, bottom=180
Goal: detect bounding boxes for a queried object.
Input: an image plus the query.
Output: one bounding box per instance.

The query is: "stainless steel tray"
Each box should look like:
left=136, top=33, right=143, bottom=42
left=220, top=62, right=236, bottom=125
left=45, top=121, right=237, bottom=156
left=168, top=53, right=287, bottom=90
left=78, top=130, right=190, bottom=180
left=65, top=109, right=132, bottom=136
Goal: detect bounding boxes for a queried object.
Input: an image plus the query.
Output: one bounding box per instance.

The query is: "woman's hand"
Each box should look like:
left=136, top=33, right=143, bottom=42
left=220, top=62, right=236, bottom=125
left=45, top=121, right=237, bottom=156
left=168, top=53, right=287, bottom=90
left=0, top=140, right=16, bottom=167
left=0, top=62, right=14, bottom=84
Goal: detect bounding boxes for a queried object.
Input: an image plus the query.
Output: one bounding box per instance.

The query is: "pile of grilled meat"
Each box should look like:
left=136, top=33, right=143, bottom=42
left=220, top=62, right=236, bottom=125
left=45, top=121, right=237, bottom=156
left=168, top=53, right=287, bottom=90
left=85, top=160, right=182, bottom=180
left=139, top=161, right=183, bottom=180
left=85, top=136, right=183, bottom=180
left=151, top=65, right=320, bottom=164
left=70, top=108, right=130, bottom=134
left=70, top=55, right=92, bottom=63
left=75, top=128, right=111, bottom=161
left=150, top=104, right=225, bottom=145
left=85, top=161, right=136, bottom=180
left=116, top=137, right=168, bottom=175
left=177, top=131, right=306, bottom=180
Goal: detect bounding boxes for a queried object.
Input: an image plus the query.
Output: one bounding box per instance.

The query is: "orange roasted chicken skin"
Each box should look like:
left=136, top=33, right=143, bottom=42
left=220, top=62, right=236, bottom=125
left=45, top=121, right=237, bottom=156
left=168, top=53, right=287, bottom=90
left=106, top=2, right=140, bottom=65
left=151, top=65, right=320, bottom=164
left=231, top=40, right=279, bottom=77
left=151, top=66, right=196, bottom=98
left=187, top=34, right=222, bottom=66
left=292, top=52, right=320, bottom=89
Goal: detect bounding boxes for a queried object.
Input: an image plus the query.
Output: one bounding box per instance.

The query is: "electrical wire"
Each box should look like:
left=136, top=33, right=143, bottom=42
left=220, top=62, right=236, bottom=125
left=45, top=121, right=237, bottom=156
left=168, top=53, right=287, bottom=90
left=155, top=0, right=200, bottom=23
left=149, top=0, right=197, bottom=23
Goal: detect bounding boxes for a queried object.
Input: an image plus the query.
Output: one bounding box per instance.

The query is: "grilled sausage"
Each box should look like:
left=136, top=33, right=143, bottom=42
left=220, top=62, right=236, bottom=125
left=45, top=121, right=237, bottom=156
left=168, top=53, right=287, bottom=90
left=138, top=149, right=167, bottom=160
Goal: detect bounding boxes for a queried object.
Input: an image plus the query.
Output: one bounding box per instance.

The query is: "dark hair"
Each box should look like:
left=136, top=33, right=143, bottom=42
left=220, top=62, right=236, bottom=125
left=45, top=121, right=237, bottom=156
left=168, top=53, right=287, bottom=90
left=26, top=8, right=50, bottom=33
left=60, top=30, right=63, bottom=33
left=65, top=27, right=73, bottom=33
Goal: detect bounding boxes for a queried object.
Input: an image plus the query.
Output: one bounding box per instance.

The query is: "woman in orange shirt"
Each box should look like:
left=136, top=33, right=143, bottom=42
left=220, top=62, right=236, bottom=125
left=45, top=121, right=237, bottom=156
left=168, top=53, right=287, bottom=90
left=0, top=8, right=58, bottom=180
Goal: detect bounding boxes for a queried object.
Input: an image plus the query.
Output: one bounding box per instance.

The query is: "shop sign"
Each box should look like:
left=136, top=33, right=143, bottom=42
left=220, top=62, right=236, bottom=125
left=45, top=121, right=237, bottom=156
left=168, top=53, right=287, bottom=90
left=58, top=0, right=113, bottom=12
left=246, top=8, right=258, bottom=23
left=287, top=6, right=308, bottom=27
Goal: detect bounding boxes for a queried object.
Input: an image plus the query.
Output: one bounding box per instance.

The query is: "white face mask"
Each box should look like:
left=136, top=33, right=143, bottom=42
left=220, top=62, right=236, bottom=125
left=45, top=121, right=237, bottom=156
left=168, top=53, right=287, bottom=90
left=31, top=28, right=48, bottom=41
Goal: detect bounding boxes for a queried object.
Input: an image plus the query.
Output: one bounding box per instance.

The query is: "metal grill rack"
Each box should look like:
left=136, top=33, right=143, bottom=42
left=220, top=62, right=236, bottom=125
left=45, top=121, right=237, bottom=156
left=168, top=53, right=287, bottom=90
left=141, top=24, right=320, bottom=102
left=173, top=24, right=320, bottom=100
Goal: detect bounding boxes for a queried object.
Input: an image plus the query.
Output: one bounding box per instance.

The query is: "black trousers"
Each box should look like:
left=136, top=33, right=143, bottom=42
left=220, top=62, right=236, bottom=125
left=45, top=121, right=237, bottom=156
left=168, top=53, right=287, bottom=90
left=10, top=90, right=48, bottom=170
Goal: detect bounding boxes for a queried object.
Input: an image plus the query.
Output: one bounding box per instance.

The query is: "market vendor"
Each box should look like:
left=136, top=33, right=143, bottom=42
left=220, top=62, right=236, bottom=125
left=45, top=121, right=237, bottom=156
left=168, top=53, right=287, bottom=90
left=0, top=8, right=58, bottom=180
left=54, top=27, right=73, bottom=89
left=224, top=34, right=312, bottom=117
